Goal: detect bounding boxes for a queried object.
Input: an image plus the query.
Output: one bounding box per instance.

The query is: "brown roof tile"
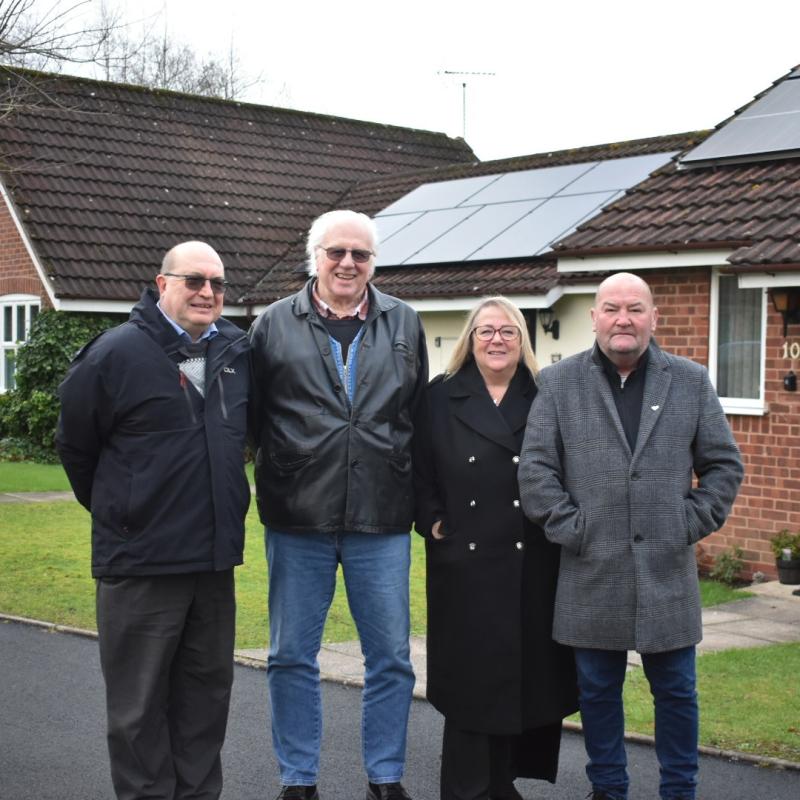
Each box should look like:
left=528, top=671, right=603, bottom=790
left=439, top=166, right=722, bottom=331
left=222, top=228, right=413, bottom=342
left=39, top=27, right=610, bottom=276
left=0, top=69, right=475, bottom=303
left=555, top=156, right=800, bottom=267
left=555, top=66, right=800, bottom=269
left=243, top=132, right=700, bottom=304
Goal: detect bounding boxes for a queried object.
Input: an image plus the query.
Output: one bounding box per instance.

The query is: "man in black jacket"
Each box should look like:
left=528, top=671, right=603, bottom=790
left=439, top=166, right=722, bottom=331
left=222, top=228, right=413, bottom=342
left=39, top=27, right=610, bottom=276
left=249, top=210, right=428, bottom=800
left=56, top=241, right=250, bottom=800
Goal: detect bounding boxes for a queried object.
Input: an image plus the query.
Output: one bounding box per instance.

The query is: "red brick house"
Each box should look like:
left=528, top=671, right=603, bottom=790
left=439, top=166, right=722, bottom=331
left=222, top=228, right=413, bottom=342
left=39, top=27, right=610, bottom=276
left=550, top=65, right=800, bottom=578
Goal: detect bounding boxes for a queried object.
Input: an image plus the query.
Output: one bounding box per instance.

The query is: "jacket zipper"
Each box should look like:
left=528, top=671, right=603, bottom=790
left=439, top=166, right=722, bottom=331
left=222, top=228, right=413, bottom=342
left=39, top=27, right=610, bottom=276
left=179, top=372, right=198, bottom=424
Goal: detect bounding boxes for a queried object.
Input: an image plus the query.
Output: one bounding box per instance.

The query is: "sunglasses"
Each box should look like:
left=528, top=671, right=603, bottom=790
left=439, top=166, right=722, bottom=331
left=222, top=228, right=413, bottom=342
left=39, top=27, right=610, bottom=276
left=472, top=325, right=521, bottom=342
left=163, top=273, right=228, bottom=295
left=318, top=246, right=375, bottom=264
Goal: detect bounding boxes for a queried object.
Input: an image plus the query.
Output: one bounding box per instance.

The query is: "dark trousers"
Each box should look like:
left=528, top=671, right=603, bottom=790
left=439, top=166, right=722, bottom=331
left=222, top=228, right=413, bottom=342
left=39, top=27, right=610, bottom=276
left=96, top=570, right=236, bottom=800
left=440, top=719, right=563, bottom=800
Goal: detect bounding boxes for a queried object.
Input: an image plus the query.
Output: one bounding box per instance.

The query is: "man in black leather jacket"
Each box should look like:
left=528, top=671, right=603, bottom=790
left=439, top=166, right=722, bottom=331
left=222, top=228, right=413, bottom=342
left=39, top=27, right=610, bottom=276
left=249, top=210, right=428, bottom=800
left=56, top=241, right=250, bottom=800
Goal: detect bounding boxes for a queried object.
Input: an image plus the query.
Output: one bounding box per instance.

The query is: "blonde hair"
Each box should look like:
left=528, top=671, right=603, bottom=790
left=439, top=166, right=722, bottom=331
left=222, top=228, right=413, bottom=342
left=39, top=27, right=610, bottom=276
left=445, top=296, right=539, bottom=378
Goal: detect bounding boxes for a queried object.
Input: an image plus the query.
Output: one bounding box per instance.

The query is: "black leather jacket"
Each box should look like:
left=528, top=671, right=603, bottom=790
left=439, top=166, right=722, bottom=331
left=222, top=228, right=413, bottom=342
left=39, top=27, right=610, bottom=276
left=249, top=280, right=428, bottom=534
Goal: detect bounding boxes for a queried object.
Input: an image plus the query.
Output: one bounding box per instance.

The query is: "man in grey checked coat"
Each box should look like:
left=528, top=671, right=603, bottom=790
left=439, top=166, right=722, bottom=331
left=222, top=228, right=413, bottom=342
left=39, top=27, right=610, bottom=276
left=518, top=272, right=744, bottom=800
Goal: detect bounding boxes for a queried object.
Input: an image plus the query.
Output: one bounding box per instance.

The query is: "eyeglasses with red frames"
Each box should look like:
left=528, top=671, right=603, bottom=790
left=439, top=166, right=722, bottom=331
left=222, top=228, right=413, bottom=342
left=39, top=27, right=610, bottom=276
left=471, top=325, right=521, bottom=341
left=163, top=273, right=228, bottom=295
left=317, top=246, right=375, bottom=264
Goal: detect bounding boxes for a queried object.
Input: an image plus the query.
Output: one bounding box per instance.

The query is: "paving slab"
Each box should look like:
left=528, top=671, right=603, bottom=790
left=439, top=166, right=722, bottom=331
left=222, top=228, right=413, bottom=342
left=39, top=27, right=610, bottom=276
left=0, top=491, right=75, bottom=503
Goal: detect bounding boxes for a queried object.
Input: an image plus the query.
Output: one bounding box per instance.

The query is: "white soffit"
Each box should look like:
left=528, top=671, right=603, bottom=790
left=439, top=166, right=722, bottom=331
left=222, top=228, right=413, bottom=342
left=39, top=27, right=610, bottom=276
left=737, top=271, right=800, bottom=289
left=557, top=249, right=734, bottom=273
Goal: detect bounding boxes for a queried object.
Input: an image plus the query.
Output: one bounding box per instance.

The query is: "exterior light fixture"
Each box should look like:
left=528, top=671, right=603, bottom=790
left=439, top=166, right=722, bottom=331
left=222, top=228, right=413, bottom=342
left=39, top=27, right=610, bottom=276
left=770, top=287, right=800, bottom=337
left=539, top=308, right=560, bottom=340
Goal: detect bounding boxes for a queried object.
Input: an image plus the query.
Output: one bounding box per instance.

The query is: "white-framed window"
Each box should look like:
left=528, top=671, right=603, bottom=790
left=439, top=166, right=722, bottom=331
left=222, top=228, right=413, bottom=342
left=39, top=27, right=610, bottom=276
left=1, top=295, right=40, bottom=392
left=708, top=271, right=766, bottom=415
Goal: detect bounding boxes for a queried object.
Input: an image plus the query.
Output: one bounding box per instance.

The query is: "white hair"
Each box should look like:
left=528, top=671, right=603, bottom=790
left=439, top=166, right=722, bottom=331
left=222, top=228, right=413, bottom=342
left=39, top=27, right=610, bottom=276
left=305, top=209, right=379, bottom=277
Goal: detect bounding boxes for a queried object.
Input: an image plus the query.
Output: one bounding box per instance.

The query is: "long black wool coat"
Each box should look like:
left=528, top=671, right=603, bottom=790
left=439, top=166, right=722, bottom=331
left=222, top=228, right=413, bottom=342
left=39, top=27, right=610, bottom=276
left=413, top=360, right=578, bottom=755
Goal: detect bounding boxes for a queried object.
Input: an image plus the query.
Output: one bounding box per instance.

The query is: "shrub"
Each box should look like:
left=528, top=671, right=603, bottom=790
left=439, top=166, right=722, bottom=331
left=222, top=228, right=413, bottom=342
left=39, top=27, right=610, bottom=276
left=769, top=530, right=800, bottom=560
left=709, top=546, right=745, bottom=586
left=0, top=310, right=120, bottom=461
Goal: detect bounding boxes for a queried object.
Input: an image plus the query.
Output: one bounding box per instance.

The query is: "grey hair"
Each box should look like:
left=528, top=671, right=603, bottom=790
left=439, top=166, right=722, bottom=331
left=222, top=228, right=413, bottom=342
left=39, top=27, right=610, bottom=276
left=445, top=296, right=539, bottom=378
left=305, top=210, right=379, bottom=277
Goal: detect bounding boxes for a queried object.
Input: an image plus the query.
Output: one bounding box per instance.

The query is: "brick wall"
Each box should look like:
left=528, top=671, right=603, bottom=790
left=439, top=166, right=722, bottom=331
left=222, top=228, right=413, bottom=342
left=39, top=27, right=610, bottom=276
left=645, top=268, right=799, bottom=579
left=0, top=201, right=50, bottom=305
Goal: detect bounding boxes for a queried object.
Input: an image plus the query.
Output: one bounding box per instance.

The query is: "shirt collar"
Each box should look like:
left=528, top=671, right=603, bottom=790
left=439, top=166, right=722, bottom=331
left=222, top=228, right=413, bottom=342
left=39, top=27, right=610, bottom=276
left=156, top=301, right=218, bottom=342
left=311, top=281, right=369, bottom=321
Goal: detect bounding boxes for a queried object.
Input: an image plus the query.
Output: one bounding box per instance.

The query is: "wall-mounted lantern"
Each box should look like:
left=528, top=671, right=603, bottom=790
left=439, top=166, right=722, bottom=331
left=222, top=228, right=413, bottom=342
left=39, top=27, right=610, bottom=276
left=770, top=287, right=800, bottom=337
left=539, top=308, right=560, bottom=340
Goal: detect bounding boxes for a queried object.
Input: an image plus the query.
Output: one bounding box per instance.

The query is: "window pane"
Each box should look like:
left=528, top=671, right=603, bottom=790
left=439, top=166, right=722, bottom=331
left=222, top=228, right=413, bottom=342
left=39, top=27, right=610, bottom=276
left=30, top=305, right=39, bottom=324
left=16, top=305, right=26, bottom=341
left=717, top=276, right=762, bottom=399
left=4, top=349, right=15, bottom=391
left=3, top=306, right=11, bottom=343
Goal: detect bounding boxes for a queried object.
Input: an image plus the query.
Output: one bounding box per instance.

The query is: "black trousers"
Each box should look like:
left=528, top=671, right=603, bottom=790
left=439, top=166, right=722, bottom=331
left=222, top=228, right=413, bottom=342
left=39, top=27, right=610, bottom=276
left=96, top=570, right=236, bottom=800
left=440, top=718, right=562, bottom=800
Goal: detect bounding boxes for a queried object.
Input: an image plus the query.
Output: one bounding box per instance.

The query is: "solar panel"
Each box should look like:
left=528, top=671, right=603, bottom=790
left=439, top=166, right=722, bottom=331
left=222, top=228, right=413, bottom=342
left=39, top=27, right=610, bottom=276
left=469, top=192, right=619, bottom=260
left=373, top=151, right=674, bottom=267
left=682, top=74, right=800, bottom=166
left=376, top=206, right=478, bottom=265
left=468, top=163, right=594, bottom=204
left=406, top=201, right=544, bottom=264
left=379, top=174, right=499, bottom=215
left=559, top=153, right=676, bottom=195
left=374, top=212, right=422, bottom=246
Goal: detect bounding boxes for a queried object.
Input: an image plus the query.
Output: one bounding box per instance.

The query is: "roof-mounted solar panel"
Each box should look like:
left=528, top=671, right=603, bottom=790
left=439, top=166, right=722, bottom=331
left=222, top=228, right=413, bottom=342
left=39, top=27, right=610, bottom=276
left=681, top=73, right=800, bottom=167
left=373, top=150, right=675, bottom=267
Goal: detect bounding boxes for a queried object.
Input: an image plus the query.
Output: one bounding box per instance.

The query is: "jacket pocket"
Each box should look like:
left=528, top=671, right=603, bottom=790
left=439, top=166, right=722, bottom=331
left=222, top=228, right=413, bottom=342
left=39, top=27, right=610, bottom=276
left=269, top=449, right=313, bottom=476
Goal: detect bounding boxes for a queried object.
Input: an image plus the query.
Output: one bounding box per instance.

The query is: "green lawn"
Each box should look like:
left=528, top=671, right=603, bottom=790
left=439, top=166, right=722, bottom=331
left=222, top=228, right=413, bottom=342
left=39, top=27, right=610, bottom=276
left=0, top=498, right=427, bottom=648
left=0, top=461, right=72, bottom=492
left=1, top=496, right=796, bottom=762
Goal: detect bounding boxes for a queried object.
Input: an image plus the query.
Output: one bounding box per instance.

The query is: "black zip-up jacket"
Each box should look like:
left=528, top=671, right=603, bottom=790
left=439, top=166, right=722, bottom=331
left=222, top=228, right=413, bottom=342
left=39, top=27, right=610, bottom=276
left=249, top=279, right=428, bottom=534
left=56, top=288, right=250, bottom=577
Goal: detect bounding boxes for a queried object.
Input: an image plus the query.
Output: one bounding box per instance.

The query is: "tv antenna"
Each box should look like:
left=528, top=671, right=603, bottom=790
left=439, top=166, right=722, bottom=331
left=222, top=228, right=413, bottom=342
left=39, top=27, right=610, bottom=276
left=440, top=70, right=496, bottom=139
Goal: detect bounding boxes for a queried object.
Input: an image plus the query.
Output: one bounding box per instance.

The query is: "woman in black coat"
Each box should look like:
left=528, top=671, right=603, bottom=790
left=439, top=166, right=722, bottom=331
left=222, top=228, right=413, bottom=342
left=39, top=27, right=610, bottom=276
left=414, top=297, right=578, bottom=800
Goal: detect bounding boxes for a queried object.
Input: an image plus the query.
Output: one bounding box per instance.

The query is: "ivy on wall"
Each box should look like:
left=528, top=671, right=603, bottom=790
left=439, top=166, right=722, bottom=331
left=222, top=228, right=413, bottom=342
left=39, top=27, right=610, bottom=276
left=0, top=311, right=121, bottom=462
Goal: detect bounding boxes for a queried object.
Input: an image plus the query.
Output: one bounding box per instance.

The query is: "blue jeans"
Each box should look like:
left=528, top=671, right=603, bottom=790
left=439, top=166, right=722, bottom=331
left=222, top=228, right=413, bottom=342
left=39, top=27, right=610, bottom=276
left=574, top=646, right=698, bottom=800
left=266, top=529, right=415, bottom=786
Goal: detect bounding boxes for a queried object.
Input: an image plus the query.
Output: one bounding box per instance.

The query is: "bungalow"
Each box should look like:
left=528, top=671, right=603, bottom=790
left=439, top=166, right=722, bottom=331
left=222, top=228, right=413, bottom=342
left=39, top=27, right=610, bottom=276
left=2, top=64, right=797, bottom=577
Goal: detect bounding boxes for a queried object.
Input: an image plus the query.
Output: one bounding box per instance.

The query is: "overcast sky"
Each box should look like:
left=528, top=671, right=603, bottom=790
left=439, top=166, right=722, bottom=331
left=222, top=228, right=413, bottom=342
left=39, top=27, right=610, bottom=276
left=76, top=0, right=800, bottom=161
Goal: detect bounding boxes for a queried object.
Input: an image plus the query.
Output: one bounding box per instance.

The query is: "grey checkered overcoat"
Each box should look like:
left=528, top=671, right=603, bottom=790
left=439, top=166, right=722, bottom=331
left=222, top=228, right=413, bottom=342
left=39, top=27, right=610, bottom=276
left=518, top=341, right=744, bottom=654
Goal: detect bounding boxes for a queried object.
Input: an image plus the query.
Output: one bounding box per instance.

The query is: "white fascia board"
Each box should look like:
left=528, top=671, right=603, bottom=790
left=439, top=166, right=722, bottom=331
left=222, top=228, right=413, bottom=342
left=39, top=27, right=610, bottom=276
left=57, top=298, right=250, bottom=316
left=0, top=179, right=57, bottom=307
left=406, top=289, right=564, bottom=312
left=737, top=271, right=800, bottom=289
left=557, top=249, right=734, bottom=273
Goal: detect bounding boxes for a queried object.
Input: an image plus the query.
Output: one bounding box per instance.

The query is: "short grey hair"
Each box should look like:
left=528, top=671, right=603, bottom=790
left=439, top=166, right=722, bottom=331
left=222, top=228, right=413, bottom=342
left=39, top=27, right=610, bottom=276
left=305, top=209, right=379, bottom=277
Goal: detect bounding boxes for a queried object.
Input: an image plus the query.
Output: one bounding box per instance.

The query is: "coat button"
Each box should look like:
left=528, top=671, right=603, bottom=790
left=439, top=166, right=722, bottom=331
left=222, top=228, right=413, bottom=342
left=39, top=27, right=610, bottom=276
left=516, top=541, right=524, bottom=550
left=468, top=542, right=477, bottom=551
left=512, top=455, right=520, bottom=464
left=513, top=499, right=520, bottom=508
left=634, top=535, right=643, bottom=542
left=468, top=456, right=476, bottom=463
left=469, top=499, right=477, bottom=507
left=631, top=472, right=640, bottom=480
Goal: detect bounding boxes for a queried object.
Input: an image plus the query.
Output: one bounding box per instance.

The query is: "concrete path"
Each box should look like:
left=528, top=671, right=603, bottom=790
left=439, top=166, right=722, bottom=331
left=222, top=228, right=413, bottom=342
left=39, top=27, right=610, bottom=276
left=238, top=579, right=800, bottom=696
left=0, top=490, right=75, bottom=503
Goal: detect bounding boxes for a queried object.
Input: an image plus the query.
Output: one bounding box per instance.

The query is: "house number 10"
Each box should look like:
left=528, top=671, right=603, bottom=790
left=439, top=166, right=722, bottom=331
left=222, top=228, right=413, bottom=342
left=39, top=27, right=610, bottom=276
left=782, top=341, right=800, bottom=359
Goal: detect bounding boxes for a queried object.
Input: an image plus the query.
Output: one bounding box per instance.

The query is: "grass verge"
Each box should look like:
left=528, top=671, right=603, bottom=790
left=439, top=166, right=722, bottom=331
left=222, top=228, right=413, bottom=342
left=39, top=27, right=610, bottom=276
left=1, top=498, right=795, bottom=761
left=0, top=461, right=72, bottom=492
